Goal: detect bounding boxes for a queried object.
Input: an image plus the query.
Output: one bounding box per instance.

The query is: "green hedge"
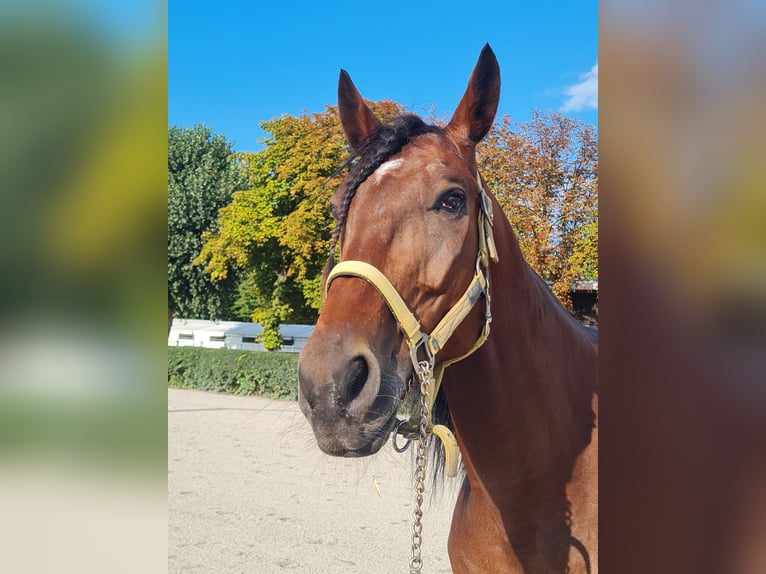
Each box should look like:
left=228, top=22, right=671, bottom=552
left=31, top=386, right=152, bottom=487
left=168, top=347, right=299, bottom=400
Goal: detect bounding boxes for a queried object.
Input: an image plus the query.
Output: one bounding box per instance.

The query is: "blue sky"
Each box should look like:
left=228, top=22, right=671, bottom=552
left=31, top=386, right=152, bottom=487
left=169, top=0, right=597, bottom=152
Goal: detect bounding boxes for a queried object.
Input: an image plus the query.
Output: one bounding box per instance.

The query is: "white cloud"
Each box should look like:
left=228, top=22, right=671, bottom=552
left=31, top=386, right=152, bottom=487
left=561, top=63, right=598, bottom=112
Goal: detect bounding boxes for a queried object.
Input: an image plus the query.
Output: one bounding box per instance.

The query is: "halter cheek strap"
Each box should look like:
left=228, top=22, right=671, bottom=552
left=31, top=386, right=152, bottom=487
left=326, top=260, right=488, bottom=359
left=325, top=175, right=499, bottom=476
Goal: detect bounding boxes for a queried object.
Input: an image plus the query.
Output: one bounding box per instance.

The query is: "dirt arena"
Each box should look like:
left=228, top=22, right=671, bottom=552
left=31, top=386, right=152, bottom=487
left=168, top=388, right=458, bottom=573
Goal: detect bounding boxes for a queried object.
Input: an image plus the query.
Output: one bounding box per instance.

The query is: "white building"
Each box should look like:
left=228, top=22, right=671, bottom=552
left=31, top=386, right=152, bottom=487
left=168, top=319, right=314, bottom=353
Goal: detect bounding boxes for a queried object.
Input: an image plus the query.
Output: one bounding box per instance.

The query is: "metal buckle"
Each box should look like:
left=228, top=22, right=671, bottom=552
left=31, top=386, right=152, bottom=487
left=392, top=418, right=419, bottom=452
left=478, top=179, right=493, bottom=224
left=409, top=332, right=435, bottom=373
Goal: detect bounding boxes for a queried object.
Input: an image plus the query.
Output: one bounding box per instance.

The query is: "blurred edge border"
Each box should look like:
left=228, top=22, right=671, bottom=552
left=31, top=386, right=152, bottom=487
left=0, top=1, right=168, bottom=573
left=1, top=0, right=764, bottom=573
left=600, top=1, right=766, bottom=573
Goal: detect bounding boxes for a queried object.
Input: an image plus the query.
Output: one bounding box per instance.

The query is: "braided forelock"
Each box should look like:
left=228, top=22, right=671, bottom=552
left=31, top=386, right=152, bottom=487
left=320, top=114, right=442, bottom=302
left=331, top=114, right=442, bottom=250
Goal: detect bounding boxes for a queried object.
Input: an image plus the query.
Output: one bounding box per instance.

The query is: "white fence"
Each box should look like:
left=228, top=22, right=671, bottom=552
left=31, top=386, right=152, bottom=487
left=168, top=319, right=314, bottom=353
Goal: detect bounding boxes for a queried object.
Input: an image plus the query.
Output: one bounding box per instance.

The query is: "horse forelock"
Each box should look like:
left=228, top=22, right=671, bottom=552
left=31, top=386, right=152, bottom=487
left=331, top=114, right=443, bottom=250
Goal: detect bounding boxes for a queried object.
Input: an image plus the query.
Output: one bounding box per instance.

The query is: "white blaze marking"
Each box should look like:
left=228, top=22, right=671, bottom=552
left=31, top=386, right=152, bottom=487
left=372, top=158, right=404, bottom=184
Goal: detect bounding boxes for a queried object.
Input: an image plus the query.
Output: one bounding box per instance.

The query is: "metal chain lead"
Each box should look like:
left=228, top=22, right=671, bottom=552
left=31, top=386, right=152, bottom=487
left=409, top=360, right=433, bottom=574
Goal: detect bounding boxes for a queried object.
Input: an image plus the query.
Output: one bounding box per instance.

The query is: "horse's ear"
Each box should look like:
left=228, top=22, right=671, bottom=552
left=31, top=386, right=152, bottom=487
left=338, top=70, right=383, bottom=150
left=446, top=44, right=501, bottom=144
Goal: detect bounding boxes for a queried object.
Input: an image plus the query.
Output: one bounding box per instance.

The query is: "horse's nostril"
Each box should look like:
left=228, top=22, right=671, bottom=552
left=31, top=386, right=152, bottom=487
left=345, top=356, right=369, bottom=404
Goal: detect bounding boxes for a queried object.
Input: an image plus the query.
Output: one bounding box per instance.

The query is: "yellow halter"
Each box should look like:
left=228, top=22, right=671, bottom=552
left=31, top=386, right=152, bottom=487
left=325, top=173, right=499, bottom=476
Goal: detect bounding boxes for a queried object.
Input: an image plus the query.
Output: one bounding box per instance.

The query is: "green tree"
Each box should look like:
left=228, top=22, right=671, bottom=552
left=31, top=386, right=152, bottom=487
left=568, top=219, right=598, bottom=281
left=168, top=125, right=246, bottom=326
left=195, top=101, right=403, bottom=349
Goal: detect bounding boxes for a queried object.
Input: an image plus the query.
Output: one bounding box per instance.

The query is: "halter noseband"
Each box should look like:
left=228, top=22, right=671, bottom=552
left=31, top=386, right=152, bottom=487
left=325, top=172, right=499, bottom=475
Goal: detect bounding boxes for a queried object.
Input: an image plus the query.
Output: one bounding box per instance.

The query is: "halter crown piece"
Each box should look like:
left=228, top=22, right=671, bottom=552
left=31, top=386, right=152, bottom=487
left=325, top=172, right=498, bottom=477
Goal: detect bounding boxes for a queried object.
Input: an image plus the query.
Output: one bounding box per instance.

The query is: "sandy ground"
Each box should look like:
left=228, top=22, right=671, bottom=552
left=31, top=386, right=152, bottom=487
left=168, top=388, right=459, bottom=573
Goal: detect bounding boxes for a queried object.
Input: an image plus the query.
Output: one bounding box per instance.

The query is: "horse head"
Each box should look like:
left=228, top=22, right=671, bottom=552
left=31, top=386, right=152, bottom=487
left=298, top=45, right=500, bottom=457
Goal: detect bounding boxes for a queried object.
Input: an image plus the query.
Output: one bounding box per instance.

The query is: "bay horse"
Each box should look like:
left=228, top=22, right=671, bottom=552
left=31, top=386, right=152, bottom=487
left=298, top=44, right=598, bottom=573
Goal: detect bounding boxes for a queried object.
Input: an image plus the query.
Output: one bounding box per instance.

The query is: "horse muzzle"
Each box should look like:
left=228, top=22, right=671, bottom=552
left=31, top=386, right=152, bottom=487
left=298, top=339, right=401, bottom=457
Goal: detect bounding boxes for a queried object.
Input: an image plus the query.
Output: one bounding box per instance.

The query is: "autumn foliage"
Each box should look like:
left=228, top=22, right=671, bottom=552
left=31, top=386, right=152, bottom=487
left=479, top=111, right=598, bottom=304
left=186, top=104, right=597, bottom=348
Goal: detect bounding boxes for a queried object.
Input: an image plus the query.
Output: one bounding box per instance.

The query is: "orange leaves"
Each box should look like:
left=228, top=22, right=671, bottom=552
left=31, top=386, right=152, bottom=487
left=478, top=111, right=598, bottom=307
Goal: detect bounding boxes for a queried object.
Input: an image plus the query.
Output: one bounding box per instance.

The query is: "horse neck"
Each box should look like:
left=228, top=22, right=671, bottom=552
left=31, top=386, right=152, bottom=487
left=443, top=199, right=597, bottom=492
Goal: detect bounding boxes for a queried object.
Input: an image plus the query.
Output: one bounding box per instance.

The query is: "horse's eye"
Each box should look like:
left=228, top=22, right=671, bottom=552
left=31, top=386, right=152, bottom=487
left=439, top=191, right=466, bottom=213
